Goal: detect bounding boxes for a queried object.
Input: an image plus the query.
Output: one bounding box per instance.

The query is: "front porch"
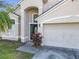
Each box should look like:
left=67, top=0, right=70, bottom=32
left=17, top=41, right=79, bottom=59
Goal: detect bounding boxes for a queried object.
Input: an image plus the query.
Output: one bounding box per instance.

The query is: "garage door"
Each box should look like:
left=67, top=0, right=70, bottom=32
left=43, top=23, right=79, bottom=48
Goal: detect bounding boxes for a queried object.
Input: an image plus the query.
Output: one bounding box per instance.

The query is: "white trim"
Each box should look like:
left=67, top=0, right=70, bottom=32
left=1, top=36, right=19, bottom=38
left=29, top=23, right=38, bottom=24
left=1, top=36, right=28, bottom=40
left=32, top=14, right=34, bottom=23
left=42, top=15, right=79, bottom=23
left=21, top=36, right=28, bottom=39
left=15, top=23, right=20, bottom=24
left=21, top=36, right=29, bottom=42
left=1, top=36, right=19, bottom=41
left=29, top=24, right=31, bottom=40
left=29, top=23, right=30, bottom=40
left=75, top=15, right=79, bottom=17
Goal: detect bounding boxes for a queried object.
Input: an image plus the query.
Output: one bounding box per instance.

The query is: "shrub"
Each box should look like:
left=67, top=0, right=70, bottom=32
left=32, top=32, right=42, bottom=48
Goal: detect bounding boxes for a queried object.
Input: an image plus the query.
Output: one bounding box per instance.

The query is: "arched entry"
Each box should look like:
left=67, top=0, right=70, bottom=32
left=25, top=6, right=39, bottom=40
left=27, top=6, right=38, bottom=22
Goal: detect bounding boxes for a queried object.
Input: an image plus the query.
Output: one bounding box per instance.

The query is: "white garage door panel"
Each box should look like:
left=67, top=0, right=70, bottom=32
left=43, top=24, right=79, bottom=49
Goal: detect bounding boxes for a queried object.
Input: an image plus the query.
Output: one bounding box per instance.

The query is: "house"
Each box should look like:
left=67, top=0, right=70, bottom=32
left=1, top=13, right=18, bottom=41
left=1, top=9, right=20, bottom=41
left=8, top=0, right=79, bottom=49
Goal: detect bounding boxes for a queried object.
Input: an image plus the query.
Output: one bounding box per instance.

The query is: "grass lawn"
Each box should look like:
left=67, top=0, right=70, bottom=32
left=0, top=40, right=32, bottom=59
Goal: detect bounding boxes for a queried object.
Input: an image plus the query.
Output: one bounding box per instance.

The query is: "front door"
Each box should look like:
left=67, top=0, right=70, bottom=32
left=30, top=24, right=38, bottom=39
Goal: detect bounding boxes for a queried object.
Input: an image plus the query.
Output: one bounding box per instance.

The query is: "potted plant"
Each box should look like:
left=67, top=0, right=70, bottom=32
left=32, top=32, right=42, bottom=48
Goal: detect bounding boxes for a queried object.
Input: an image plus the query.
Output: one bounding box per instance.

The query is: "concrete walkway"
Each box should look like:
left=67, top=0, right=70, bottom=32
left=17, top=42, right=79, bottom=59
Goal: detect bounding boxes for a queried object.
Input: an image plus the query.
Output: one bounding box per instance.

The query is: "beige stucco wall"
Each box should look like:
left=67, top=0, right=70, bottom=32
left=21, top=0, right=43, bottom=14
left=14, top=6, right=21, bottom=16
left=1, top=13, right=19, bottom=41
left=43, top=0, right=61, bottom=12
left=37, top=0, right=79, bottom=23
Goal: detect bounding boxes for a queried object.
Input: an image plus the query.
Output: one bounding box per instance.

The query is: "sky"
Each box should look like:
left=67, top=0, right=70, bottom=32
left=0, top=0, right=20, bottom=11
left=3, top=0, right=20, bottom=7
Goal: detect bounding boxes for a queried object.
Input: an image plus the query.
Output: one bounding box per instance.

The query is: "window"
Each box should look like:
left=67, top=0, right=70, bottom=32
left=11, top=19, right=15, bottom=24
left=32, top=13, right=38, bottom=22
left=33, top=14, right=38, bottom=19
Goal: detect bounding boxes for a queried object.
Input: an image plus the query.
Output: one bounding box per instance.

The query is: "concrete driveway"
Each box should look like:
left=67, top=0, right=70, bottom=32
left=17, top=42, right=79, bottom=59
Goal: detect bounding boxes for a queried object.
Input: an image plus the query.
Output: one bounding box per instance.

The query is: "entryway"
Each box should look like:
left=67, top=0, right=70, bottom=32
left=30, top=24, right=38, bottom=39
